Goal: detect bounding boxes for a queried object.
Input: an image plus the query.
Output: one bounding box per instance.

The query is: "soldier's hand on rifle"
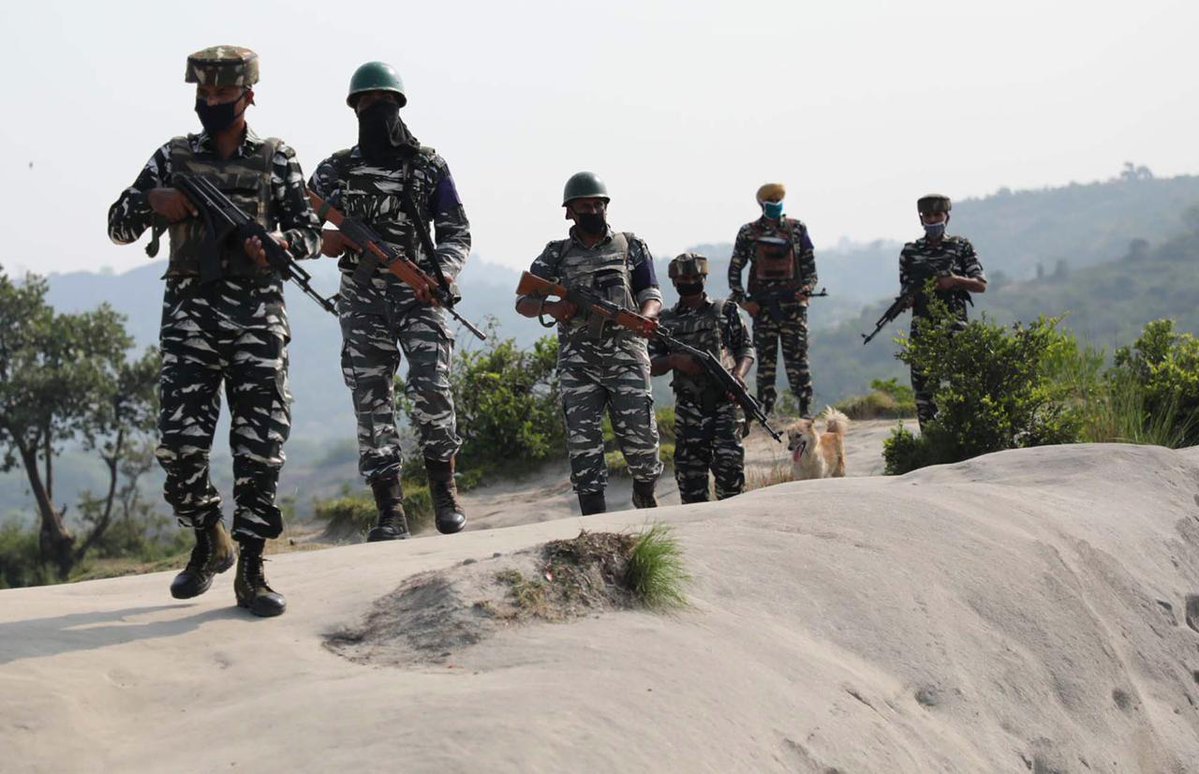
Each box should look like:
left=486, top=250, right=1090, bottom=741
left=244, top=232, right=289, bottom=269
left=147, top=188, right=198, bottom=223
left=935, top=275, right=961, bottom=291
left=320, top=229, right=354, bottom=258
left=743, top=301, right=761, bottom=318
left=414, top=283, right=436, bottom=305
left=672, top=353, right=705, bottom=376
left=545, top=299, right=579, bottom=323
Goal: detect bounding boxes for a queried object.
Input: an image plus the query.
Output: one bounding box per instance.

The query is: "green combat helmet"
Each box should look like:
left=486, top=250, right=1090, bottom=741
left=562, top=171, right=610, bottom=206
left=668, top=252, right=710, bottom=279
left=185, top=46, right=259, bottom=87
left=917, top=194, right=952, bottom=215
left=347, top=61, right=407, bottom=108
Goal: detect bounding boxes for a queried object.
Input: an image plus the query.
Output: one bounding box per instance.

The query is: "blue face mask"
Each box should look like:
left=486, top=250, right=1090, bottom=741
left=762, top=201, right=785, bottom=219
left=923, top=222, right=946, bottom=240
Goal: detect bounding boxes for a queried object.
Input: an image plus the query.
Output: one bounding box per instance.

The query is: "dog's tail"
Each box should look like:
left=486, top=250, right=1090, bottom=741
left=822, top=407, right=850, bottom=435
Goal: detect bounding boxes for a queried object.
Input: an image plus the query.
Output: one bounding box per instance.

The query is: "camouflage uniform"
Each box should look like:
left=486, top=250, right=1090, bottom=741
left=519, top=229, right=663, bottom=496
left=308, top=140, right=469, bottom=483
left=728, top=216, right=818, bottom=415
left=108, top=131, right=320, bottom=542
left=650, top=296, right=755, bottom=503
left=899, top=235, right=986, bottom=426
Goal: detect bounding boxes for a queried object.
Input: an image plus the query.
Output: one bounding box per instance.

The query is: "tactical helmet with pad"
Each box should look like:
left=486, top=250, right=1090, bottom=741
left=668, top=252, right=710, bottom=279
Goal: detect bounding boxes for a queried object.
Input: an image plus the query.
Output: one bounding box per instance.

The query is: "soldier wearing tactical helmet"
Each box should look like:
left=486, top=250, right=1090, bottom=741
left=649, top=253, right=755, bottom=503
left=515, top=172, right=663, bottom=515
left=728, top=183, right=819, bottom=418
left=900, top=193, right=987, bottom=427
left=309, top=61, right=472, bottom=540
left=107, top=46, right=322, bottom=617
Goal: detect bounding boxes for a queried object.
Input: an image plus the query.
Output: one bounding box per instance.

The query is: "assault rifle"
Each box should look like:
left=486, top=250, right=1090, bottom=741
left=748, top=286, right=829, bottom=322
left=861, top=291, right=915, bottom=345
left=306, top=190, right=485, bottom=340
left=172, top=174, right=338, bottom=316
left=516, top=271, right=783, bottom=442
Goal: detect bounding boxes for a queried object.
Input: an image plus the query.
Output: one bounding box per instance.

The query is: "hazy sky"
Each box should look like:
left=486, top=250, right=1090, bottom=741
left=3, top=0, right=1196, bottom=278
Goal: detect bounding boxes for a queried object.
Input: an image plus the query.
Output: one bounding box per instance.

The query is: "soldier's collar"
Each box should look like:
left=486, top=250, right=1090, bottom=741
left=193, top=126, right=262, bottom=157
left=673, top=293, right=711, bottom=312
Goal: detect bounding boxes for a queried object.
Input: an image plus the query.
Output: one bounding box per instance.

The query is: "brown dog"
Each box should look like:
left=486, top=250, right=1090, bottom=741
left=786, top=408, right=849, bottom=480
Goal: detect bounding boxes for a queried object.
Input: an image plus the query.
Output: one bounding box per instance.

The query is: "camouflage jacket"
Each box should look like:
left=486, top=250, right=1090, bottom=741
left=308, top=144, right=470, bottom=292
left=649, top=294, right=755, bottom=398
left=107, top=127, right=320, bottom=264
left=520, top=226, right=662, bottom=367
left=899, top=235, right=986, bottom=319
left=728, top=216, right=817, bottom=304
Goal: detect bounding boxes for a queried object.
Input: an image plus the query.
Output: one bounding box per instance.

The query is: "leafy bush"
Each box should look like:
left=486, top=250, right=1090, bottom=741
left=0, top=522, right=50, bottom=589
left=399, top=329, right=564, bottom=476
left=835, top=378, right=916, bottom=419
left=883, top=296, right=1081, bottom=474
left=1109, top=319, right=1199, bottom=446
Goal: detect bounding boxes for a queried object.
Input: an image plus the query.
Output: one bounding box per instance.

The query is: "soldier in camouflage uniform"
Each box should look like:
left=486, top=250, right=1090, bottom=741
left=309, top=62, right=470, bottom=540
left=107, top=46, right=321, bottom=617
left=649, top=254, right=755, bottom=503
left=900, top=194, right=988, bottom=428
left=728, top=183, right=819, bottom=418
left=515, top=172, right=663, bottom=515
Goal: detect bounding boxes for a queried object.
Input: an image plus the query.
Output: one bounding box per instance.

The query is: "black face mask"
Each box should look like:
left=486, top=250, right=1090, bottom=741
left=357, top=99, right=411, bottom=163
left=194, top=95, right=245, bottom=134
left=576, top=212, right=607, bottom=236
left=675, top=281, right=704, bottom=297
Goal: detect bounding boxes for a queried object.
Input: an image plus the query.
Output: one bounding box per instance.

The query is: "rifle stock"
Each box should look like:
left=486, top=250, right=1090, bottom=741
left=307, top=189, right=486, bottom=340
left=174, top=174, right=338, bottom=316
left=517, top=271, right=782, bottom=442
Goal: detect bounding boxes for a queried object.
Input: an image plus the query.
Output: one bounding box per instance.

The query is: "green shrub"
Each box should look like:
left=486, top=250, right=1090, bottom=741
left=1110, top=319, right=1199, bottom=446
left=835, top=378, right=917, bottom=419
left=883, top=295, right=1081, bottom=474
left=624, top=524, right=689, bottom=610
left=399, top=328, right=564, bottom=476
left=0, top=522, right=50, bottom=589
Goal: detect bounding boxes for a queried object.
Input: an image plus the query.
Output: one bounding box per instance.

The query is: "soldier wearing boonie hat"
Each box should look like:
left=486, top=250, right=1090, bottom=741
left=107, top=45, right=322, bottom=618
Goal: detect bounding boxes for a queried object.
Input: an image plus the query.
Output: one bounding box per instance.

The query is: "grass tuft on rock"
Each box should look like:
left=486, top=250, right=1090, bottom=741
left=624, top=524, right=689, bottom=610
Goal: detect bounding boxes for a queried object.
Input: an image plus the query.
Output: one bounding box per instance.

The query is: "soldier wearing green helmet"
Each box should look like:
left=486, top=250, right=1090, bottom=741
left=899, top=193, right=988, bottom=427
left=515, top=172, right=663, bottom=516
left=650, top=253, right=755, bottom=503
left=309, top=61, right=472, bottom=540
left=107, top=45, right=322, bottom=617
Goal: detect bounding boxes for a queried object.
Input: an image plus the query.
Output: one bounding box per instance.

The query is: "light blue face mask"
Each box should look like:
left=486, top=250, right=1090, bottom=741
left=923, top=222, right=946, bottom=240
left=762, top=201, right=785, bottom=219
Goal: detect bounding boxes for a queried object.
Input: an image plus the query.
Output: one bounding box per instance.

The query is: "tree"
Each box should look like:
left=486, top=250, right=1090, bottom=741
left=0, top=266, right=159, bottom=579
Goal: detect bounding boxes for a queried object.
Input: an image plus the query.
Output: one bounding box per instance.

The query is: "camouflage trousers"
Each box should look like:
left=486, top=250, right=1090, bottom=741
left=560, top=357, right=662, bottom=494
left=339, top=274, right=461, bottom=482
left=673, top=395, right=744, bottom=504
left=155, top=277, right=291, bottom=541
left=752, top=303, right=811, bottom=413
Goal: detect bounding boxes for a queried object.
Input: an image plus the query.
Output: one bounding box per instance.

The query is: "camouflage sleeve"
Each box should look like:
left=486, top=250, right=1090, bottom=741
left=727, top=224, right=752, bottom=302
left=628, top=237, right=662, bottom=306
left=306, top=156, right=340, bottom=202
left=898, top=244, right=915, bottom=292
left=723, top=301, right=755, bottom=364
left=107, top=142, right=171, bottom=245
left=956, top=238, right=986, bottom=282
left=270, top=143, right=321, bottom=260
left=514, top=242, right=561, bottom=307
left=795, top=222, right=817, bottom=288
left=428, top=158, right=471, bottom=280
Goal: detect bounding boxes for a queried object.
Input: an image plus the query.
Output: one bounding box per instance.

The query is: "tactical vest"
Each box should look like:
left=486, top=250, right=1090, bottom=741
left=165, top=135, right=276, bottom=279
left=551, top=232, right=636, bottom=341
left=660, top=299, right=734, bottom=398
left=326, top=147, right=438, bottom=278
left=748, top=219, right=800, bottom=290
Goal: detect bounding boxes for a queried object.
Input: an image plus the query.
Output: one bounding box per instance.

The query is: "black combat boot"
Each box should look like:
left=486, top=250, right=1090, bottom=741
left=632, top=478, right=658, bottom=509
left=170, top=516, right=236, bottom=600
left=368, top=475, right=410, bottom=542
left=799, top=397, right=812, bottom=420
left=426, top=457, right=467, bottom=534
left=234, top=539, right=286, bottom=617
left=578, top=491, right=607, bottom=515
